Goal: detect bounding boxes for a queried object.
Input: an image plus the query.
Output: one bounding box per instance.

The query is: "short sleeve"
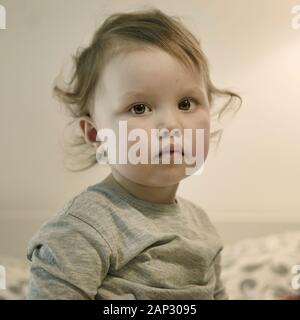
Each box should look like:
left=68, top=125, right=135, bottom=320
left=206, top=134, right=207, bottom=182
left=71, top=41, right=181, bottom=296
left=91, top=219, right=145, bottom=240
left=213, top=251, right=229, bottom=300
left=26, top=214, right=112, bottom=300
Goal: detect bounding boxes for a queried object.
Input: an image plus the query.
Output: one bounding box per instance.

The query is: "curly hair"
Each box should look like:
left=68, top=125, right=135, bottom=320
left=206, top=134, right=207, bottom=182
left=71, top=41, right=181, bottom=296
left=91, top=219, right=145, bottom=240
left=53, top=7, right=242, bottom=171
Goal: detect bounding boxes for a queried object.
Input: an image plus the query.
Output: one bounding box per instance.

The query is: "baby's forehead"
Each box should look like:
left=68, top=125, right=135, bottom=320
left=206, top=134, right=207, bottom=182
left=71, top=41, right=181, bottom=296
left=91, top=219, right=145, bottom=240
left=98, top=49, right=206, bottom=96
left=104, top=46, right=202, bottom=78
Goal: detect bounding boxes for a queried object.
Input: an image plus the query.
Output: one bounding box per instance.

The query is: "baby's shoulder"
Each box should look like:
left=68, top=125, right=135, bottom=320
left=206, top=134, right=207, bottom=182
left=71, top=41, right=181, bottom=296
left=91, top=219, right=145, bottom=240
left=56, top=187, right=119, bottom=232
left=26, top=189, right=115, bottom=262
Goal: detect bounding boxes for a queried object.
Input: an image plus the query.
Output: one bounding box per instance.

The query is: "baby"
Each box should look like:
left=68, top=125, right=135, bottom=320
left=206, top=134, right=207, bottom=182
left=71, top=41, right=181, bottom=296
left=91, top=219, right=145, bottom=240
left=26, top=7, right=241, bottom=300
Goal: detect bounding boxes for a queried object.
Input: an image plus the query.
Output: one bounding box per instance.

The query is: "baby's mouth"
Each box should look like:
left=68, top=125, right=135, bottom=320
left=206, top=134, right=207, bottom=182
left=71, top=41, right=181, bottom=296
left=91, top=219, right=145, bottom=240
left=158, top=144, right=184, bottom=158
left=159, top=150, right=184, bottom=157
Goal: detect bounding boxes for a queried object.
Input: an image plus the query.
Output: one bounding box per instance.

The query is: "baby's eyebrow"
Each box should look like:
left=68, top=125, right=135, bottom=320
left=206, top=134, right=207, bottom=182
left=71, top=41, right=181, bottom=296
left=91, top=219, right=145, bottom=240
left=121, top=86, right=205, bottom=100
left=181, top=86, right=206, bottom=100
left=121, top=91, right=146, bottom=100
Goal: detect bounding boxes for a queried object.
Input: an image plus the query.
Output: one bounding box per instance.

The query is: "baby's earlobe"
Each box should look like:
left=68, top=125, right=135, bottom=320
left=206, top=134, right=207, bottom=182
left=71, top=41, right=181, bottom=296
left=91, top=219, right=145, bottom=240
left=88, top=127, right=97, bottom=143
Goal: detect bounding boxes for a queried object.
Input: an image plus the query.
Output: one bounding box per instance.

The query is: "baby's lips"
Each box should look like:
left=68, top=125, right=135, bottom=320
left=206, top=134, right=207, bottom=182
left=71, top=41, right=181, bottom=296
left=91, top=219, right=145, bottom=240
left=158, top=144, right=184, bottom=157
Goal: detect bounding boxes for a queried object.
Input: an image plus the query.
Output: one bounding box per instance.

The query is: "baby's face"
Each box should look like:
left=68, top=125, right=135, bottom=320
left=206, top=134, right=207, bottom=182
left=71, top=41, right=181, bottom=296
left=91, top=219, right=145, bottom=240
left=93, top=46, right=210, bottom=187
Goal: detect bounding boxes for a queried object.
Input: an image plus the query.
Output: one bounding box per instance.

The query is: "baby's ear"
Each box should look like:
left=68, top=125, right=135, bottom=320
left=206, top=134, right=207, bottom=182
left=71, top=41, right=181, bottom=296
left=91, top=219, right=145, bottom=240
left=79, top=116, right=98, bottom=146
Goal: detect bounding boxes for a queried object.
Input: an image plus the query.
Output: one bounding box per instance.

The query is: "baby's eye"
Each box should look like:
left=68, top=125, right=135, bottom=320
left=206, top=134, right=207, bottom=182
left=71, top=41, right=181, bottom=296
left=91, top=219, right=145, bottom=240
left=178, top=98, right=197, bottom=111
left=128, top=103, right=151, bottom=115
left=128, top=98, right=198, bottom=115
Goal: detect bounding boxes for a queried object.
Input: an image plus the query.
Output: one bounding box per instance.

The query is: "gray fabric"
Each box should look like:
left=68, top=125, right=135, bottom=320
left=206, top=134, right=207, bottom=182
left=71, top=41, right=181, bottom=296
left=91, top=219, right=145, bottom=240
left=26, top=173, right=228, bottom=300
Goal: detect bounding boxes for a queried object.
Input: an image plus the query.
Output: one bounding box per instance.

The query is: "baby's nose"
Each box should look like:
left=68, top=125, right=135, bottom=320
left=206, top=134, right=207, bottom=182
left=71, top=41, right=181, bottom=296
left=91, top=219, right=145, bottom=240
left=157, top=128, right=181, bottom=138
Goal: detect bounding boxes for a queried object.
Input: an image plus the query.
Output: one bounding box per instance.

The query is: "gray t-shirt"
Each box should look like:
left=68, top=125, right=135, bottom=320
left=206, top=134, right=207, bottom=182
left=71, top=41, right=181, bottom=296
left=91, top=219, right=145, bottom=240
left=26, top=173, right=228, bottom=300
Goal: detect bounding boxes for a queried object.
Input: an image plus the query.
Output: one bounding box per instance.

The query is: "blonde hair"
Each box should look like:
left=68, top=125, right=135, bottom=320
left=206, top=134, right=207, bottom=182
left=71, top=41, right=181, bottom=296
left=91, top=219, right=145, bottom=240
left=53, top=7, right=242, bottom=171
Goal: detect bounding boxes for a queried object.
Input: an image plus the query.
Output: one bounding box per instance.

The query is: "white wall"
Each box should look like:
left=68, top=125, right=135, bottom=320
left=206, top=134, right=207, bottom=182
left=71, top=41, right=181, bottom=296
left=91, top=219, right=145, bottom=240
left=0, top=0, right=300, bottom=257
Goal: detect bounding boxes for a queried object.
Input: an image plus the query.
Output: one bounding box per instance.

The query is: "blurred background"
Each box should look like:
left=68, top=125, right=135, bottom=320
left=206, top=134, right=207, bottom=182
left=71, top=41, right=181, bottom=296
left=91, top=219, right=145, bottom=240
left=0, top=0, right=300, bottom=300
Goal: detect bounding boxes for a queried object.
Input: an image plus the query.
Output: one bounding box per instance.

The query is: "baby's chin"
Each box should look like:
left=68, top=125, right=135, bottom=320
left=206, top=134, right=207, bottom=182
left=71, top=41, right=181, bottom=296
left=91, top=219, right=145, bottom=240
left=110, top=160, right=202, bottom=186
left=129, top=165, right=188, bottom=187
